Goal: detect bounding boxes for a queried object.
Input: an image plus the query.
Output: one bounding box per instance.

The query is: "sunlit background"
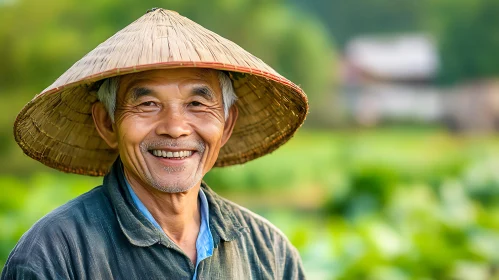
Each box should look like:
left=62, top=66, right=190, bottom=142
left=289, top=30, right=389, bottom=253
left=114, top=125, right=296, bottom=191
left=2, top=0, right=499, bottom=279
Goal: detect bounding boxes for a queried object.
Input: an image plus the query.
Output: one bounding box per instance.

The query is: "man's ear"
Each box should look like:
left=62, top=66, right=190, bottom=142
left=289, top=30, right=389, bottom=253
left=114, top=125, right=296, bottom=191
left=92, top=102, right=118, bottom=149
left=221, top=105, right=238, bottom=147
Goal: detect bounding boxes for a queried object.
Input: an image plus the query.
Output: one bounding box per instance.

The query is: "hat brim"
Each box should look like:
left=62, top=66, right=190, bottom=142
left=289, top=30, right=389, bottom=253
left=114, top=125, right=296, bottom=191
left=14, top=62, right=307, bottom=176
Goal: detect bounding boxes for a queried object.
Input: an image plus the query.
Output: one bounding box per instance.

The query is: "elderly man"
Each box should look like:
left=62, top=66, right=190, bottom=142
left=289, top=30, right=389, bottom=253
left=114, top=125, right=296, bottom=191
left=3, top=8, right=308, bottom=280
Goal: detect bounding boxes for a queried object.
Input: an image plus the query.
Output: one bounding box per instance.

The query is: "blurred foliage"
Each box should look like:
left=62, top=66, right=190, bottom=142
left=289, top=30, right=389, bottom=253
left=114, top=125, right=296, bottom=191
left=424, top=0, right=499, bottom=85
left=210, top=128, right=499, bottom=279
left=3, top=129, right=499, bottom=279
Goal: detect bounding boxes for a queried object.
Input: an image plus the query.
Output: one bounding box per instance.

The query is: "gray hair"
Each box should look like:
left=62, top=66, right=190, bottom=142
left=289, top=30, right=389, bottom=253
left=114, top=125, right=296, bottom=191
left=97, top=71, right=237, bottom=122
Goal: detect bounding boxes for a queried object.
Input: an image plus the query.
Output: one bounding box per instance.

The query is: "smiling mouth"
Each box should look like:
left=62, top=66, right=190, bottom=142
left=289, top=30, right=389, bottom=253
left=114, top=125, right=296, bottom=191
left=150, top=149, right=194, bottom=159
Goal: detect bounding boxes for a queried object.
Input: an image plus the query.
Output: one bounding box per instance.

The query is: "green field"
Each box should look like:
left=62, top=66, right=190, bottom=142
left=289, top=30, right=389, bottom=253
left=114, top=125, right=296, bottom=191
left=2, top=128, right=499, bottom=279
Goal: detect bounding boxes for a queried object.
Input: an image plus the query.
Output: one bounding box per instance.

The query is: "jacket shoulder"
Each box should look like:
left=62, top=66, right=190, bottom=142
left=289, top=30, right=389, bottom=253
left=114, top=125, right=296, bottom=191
left=222, top=196, right=288, bottom=239
left=1, top=186, right=110, bottom=279
left=207, top=189, right=306, bottom=279
left=207, top=188, right=293, bottom=248
left=28, top=185, right=109, bottom=235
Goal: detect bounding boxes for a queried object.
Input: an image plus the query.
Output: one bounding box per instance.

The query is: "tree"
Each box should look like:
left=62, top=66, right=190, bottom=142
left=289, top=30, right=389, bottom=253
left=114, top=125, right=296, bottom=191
left=425, top=0, right=499, bottom=84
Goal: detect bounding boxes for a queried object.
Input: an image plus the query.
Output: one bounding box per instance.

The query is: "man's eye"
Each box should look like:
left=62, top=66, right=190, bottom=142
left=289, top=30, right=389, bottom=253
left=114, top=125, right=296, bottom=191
left=140, top=101, right=156, bottom=106
left=190, top=101, right=203, bottom=107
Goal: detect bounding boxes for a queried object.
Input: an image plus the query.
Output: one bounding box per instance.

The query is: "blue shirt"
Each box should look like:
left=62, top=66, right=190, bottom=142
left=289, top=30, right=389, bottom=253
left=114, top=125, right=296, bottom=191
left=122, top=171, right=214, bottom=280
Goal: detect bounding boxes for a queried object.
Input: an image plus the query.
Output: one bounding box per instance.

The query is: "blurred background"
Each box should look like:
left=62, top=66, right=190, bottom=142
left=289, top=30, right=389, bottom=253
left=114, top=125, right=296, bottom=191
left=1, top=0, right=499, bottom=279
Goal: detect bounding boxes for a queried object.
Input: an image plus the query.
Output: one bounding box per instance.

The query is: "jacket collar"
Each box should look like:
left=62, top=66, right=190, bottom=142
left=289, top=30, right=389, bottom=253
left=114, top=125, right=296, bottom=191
left=103, top=158, right=248, bottom=248
left=104, top=159, right=167, bottom=247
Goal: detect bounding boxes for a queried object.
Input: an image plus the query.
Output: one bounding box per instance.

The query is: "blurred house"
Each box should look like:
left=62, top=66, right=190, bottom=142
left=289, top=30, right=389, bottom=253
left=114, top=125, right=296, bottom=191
left=340, top=34, right=442, bottom=126
left=345, top=34, right=438, bottom=83
left=339, top=34, right=499, bottom=132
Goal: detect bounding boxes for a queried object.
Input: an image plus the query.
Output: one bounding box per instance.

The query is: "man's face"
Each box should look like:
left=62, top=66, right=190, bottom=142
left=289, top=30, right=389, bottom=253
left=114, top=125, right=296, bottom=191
left=111, top=68, right=235, bottom=193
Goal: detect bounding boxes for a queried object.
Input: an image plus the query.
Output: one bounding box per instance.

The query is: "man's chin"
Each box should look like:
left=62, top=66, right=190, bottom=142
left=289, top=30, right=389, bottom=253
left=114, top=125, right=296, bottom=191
left=152, top=182, right=197, bottom=194
left=146, top=172, right=201, bottom=194
left=143, top=158, right=203, bottom=193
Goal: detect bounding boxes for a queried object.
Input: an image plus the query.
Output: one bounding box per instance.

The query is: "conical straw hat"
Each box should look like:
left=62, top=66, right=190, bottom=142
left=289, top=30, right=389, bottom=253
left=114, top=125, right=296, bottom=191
left=14, top=8, right=308, bottom=176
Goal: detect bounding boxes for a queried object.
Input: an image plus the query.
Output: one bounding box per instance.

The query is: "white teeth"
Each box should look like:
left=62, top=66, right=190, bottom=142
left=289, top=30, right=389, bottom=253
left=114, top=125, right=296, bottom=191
left=151, top=150, right=192, bottom=158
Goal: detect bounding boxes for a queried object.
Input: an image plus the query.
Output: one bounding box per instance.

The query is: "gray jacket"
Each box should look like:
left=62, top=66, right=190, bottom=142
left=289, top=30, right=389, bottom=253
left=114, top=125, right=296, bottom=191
left=1, top=160, right=305, bottom=279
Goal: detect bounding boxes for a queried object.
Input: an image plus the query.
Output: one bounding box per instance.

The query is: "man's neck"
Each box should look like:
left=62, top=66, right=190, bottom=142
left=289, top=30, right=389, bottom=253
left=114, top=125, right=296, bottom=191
left=123, top=168, right=201, bottom=255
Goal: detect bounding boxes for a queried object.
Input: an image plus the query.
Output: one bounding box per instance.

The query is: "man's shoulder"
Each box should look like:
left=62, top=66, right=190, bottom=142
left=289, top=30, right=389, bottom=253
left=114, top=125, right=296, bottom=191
left=207, top=188, right=291, bottom=245
left=17, top=187, right=109, bottom=248
left=16, top=185, right=110, bottom=245
left=206, top=188, right=306, bottom=279
left=2, top=186, right=112, bottom=278
left=34, top=185, right=109, bottom=230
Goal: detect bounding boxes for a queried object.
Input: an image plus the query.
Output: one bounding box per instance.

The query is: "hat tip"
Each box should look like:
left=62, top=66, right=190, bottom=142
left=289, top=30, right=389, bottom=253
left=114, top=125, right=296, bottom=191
left=146, top=7, right=179, bottom=15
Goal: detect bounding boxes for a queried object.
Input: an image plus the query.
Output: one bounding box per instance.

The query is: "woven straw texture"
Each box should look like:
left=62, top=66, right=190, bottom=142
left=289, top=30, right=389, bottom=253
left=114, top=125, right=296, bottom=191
left=14, top=8, right=308, bottom=176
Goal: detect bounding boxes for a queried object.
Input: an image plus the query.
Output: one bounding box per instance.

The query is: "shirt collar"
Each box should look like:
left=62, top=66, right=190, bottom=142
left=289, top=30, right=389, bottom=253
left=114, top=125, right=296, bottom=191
left=195, top=189, right=214, bottom=267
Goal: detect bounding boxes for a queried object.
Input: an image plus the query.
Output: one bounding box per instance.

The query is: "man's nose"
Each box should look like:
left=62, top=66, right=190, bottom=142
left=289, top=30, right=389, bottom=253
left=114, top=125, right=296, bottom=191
left=154, top=105, right=191, bottom=138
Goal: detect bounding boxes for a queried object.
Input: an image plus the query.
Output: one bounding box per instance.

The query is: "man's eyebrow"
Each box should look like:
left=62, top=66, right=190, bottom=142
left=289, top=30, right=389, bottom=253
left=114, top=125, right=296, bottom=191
left=129, top=87, right=153, bottom=101
left=192, top=85, right=215, bottom=101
